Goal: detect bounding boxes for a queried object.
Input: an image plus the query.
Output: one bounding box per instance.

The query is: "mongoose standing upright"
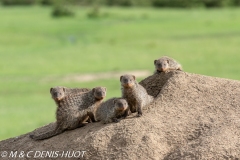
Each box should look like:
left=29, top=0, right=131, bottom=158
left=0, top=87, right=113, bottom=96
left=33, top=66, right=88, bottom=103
left=120, top=74, right=154, bottom=117
left=154, top=56, right=182, bottom=73
left=30, top=87, right=107, bottom=140
left=95, top=98, right=128, bottom=124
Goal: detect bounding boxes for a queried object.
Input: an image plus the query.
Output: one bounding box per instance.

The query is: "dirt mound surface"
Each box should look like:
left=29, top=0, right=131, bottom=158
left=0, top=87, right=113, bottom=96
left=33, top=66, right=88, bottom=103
left=1, top=71, right=240, bottom=160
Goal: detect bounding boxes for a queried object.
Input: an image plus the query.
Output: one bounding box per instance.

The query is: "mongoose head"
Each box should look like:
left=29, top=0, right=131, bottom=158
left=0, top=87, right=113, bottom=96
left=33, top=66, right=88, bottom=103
left=113, top=98, right=128, bottom=112
left=120, top=74, right=136, bottom=88
left=92, top=87, right=107, bottom=100
left=154, top=59, right=169, bottom=72
left=50, top=86, right=66, bottom=101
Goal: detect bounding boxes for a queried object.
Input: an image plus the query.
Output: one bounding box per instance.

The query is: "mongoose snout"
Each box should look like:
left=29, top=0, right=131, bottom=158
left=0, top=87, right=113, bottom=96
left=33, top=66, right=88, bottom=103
left=120, top=75, right=135, bottom=88
left=50, top=87, right=65, bottom=101
left=93, top=87, right=107, bottom=100
left=116, top=102, right=128, bottom=111
left=154, top=60, right=168, bottom=72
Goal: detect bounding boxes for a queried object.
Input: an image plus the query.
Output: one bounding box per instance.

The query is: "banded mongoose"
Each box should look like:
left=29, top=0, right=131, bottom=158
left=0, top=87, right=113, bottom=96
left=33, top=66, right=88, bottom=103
left=50, top=86, right=92, bottom=123
left=120, top=74, right=154, bottom=117
left=30, top=87, right=107, bottom=140
left=154, top=56, right=182, bottom=73
left=95, top=98, right=128, bottom=124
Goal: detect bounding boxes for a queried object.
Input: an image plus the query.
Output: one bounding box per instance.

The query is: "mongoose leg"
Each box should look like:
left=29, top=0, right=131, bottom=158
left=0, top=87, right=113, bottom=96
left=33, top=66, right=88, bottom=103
left=137, top=110, right=143, bottom=117
left=87, top=112, right=96, bottom=122
left=137, top=104, right=143, bottom=117
left=86, top=117, right=92, bottom=123
left=122, top=109, right=129, bottom=118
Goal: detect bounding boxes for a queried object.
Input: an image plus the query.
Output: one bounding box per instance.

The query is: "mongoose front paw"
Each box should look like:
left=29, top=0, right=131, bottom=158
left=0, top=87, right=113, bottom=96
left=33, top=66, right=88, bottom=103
left=137, top=112, right=142, bottom=117
left=86, top=118, right=92, bottom=123
left=137, top=111, right=142, bottom=117
left=113, top=118, right=120, bottom=123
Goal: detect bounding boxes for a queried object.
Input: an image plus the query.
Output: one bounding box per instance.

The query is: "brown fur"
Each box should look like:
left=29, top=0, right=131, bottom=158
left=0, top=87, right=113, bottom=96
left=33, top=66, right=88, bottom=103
left=120, top=74, right=154, bottom=117
left=154, top=56, right=182, bottom=73
left=96, top=98, right=128, bottom=124
left=30, top=87, right=106, bottom=140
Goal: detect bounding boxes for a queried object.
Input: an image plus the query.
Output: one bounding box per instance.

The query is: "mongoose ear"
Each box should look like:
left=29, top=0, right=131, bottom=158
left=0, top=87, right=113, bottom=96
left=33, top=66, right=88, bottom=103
left=120, top=76, right=123, bottom=82
left=132, top=75, right=136, bottom=80
left=154, top=60, right=157, bottom=64
left=62, top=87, right=66, bottom=92
left=92, top=88, right=95, bottom=92
left=167, top=60, right=169, bottom=64
left=113, top=99, right=116, bottom=104
left=50, top=88, right=53, bottom=93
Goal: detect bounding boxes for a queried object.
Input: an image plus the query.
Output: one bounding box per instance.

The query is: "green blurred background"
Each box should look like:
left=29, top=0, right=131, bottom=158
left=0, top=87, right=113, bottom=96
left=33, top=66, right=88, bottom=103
left=1, top=0, right=240, bottom=140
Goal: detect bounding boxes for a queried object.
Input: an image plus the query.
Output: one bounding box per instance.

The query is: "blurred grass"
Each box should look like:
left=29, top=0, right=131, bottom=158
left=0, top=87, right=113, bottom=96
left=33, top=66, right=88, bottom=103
left=1, top=6, right=240, bottom=140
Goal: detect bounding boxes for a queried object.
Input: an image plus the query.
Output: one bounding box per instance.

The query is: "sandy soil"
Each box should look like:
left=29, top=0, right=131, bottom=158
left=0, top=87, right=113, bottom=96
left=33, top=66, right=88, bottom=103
left=0, top=71, right=239, bottom=160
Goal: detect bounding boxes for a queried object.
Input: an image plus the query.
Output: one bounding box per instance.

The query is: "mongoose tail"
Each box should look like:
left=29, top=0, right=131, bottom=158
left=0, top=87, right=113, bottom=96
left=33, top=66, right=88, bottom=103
left=30, top=127, right=63, bottom=140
